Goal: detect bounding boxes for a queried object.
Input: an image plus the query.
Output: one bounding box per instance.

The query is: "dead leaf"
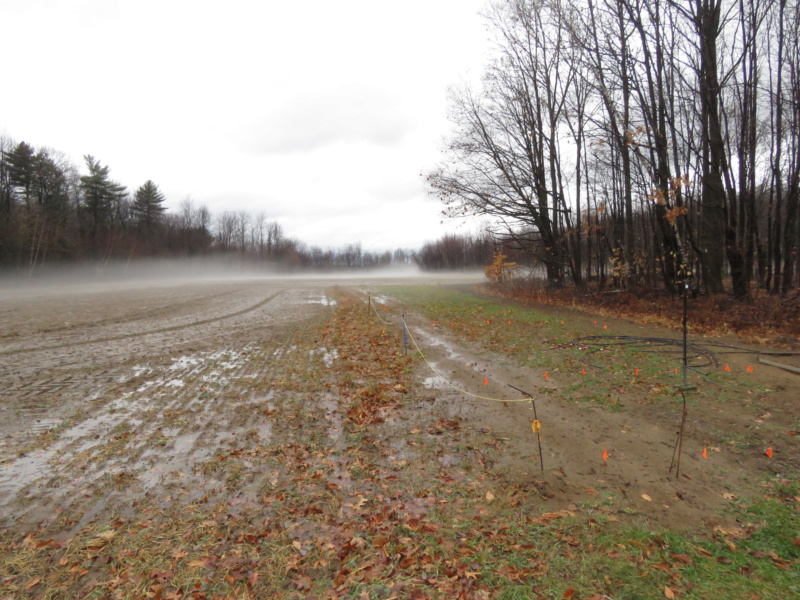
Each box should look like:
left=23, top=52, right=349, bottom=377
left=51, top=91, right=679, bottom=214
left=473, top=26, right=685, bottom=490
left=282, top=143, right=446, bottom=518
left=664, top=585, right=675, bottom=599
left=641, top=493, right=652, bottom=502
left=24, top=577, right=41, bottom=590
left=722, top=493, right=736, bottom=501
left=563, top=589, right=576, bottom=600
left=486, top=491, right=495, bottom=502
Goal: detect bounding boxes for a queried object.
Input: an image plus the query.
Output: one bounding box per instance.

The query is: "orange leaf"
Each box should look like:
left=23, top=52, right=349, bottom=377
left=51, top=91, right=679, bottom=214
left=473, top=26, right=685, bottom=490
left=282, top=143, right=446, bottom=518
left=25, top=577, right=41, bottom=590
left=563, top=589, right=576, bottom=600
left=664, top=586, right=676, bottom=599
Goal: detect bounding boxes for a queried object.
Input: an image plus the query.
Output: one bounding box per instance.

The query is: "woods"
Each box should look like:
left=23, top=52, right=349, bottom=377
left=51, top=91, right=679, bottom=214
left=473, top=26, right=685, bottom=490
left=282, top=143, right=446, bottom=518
left=0, top=138, right=418, bottom=273
left=427, top=0, right=800, bottom=296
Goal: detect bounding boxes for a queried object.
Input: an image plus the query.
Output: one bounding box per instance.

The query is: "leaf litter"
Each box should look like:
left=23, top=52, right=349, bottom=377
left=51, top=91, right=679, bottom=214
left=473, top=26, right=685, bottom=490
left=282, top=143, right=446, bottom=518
left=1, top=285, right=798, bottom=599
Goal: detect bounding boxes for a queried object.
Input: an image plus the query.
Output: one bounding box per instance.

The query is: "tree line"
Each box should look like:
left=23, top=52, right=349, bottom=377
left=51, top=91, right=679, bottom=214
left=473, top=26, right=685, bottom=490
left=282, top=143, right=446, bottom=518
left=0, top=136, right=424, bottom=273
left=427, top=0, right=800, bottom=296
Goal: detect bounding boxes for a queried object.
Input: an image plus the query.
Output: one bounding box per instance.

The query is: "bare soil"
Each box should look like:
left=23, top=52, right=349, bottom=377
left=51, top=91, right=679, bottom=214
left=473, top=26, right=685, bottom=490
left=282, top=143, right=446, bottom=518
left=0, top=274, right=797, bottom=598
left=393, top=290, right=800, bottom=531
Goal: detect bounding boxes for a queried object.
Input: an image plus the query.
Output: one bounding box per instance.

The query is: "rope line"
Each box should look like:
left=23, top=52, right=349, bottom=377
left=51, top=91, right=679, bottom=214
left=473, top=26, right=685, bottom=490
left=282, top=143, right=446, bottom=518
left=370, top=297, right=393, bottom=326
left=403, top=319, right=532, bottom=403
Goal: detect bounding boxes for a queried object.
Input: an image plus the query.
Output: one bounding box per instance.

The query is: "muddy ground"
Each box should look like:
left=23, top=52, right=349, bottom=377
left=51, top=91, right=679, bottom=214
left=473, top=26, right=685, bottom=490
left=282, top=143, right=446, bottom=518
left=0, top=274, right=798, bottom=598
left=0, top=274, right=479, bottom=532
left=394, top=287, right=800, bottom=530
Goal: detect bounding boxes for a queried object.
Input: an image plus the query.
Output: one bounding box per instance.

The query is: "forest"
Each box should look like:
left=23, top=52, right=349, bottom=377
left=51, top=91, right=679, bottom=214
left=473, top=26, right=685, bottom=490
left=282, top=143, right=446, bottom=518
left=0, top=135, right=500, bottom=275
left=427, top=0, right=800, bottom=297
left=6, top=0, right=800, bottom=295
left=0, top=139, right=425, bottom=273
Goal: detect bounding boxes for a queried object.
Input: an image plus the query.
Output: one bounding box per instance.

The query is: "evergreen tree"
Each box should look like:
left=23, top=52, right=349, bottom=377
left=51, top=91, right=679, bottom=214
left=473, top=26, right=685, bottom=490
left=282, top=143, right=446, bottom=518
left=132, top=180, right=166, bottom=231
left=79, top=155, right=126, bottom=239
left=5, top=141, right=36, bottom=207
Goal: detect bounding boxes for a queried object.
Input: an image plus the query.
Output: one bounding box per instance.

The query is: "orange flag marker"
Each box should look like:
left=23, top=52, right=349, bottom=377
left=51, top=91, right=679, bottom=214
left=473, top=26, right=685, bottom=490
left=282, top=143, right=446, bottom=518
left=602, top=449, right=608, bottom=463
left=634, top=368, right=639, bottom=376
left=593, top=320, right=597, bottom=325
left=603, top=325, right=608, bottom=329
left=747, top=365, right=754, bottom=372
left=766, top=447, right=773, bottom=459
left=507, top=320, right=511, bottom=325
left=581, top=368, right=586, bottom=375
left=560, top=320, right=565, bottom=325
left=543, top=372, right=549, bottom=380
left=724, top=365, right=731, bottom=372
left=702, top=447, right=708, bottom=459
left=674, top=368, right=679, bottom=374
left=483, top=378, right=489, bottom=386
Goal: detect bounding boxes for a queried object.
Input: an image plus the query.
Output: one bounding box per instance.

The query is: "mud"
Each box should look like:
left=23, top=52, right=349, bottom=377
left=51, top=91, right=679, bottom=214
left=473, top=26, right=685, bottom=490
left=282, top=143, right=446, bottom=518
left=1, top=273, right=796, bottom=540
left=0, top=275, right=473, bottom=529
left=391, top=295, right=800, bottom=530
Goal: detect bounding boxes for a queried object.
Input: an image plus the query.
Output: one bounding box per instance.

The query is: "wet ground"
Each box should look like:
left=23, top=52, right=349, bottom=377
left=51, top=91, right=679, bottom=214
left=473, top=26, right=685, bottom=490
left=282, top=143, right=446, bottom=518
left=1, top=273, right=797, bottom=535
left=0, top=274, right=478, bottom=531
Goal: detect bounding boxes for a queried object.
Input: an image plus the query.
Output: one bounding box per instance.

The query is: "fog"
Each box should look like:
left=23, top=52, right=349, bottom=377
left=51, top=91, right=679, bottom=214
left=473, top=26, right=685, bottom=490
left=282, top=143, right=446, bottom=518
left=0, top=258, right=485, bottom=301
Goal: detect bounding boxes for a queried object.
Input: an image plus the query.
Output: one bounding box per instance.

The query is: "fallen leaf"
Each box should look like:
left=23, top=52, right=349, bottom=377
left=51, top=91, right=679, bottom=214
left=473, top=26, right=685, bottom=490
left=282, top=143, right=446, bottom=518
left=722, top=493, right=736, bottom=501
left=24, top=577, right=41, bottom=590
left=641, top=494, right=652, bottom=502
left=486, top=491, right=495, bottom=502
left=664, top=585, right=675, bottom=599
left=563, top=589, right=576, bottom=600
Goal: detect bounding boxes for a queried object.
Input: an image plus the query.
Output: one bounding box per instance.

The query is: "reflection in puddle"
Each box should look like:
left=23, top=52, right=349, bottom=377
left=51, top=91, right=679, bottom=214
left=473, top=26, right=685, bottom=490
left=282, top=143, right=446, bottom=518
left=422, top=375, right=450, bottom=389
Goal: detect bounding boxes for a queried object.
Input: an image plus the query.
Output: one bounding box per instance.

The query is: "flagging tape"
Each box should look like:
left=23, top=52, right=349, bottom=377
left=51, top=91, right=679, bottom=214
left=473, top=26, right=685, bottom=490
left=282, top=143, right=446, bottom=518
left=403, top=322, right=531, bottom=403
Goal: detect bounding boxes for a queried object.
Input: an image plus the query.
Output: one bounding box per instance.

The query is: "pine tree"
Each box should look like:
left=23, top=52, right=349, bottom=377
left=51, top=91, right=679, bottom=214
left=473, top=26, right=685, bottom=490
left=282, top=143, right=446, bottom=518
left=132, top=180, right=166, bottom=231
left=79, top=155, right=126, bottom=238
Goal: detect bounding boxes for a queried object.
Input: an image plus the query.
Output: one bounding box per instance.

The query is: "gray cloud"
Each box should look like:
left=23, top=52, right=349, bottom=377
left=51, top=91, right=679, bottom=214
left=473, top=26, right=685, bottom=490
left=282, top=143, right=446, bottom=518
left=237, top=86, right=413, bottom=155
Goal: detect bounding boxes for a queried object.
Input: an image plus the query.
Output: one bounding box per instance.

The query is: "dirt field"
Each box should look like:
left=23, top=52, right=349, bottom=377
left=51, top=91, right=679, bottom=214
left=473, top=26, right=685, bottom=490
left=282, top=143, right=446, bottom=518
left=1, top=274, right=797, bottom=599
left=0, top=274, right=472, bottom=528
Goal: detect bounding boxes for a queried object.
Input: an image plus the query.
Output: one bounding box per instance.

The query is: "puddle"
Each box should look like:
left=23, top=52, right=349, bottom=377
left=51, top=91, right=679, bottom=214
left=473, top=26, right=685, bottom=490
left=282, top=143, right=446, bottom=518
left=300, top=294, right=337, bottom=307
left=320, top=395, right=343, bottom=442
left=311, top=347, right=339, bottom=367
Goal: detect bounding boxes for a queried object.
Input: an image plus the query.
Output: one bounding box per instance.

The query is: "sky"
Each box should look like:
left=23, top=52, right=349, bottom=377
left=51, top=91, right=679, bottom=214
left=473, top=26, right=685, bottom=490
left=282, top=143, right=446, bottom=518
left=1, top=0, right=492, bottom=251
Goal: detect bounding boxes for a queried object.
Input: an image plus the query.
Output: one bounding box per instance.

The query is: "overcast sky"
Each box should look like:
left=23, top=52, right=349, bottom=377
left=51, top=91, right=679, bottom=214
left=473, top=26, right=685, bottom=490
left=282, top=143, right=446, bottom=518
left=1, top=0, right=492, bottom=251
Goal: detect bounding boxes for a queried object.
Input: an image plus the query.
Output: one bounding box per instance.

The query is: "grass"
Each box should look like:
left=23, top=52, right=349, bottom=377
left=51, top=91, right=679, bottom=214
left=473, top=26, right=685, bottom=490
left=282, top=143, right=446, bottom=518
left=1, top=287, right=797, bottom=599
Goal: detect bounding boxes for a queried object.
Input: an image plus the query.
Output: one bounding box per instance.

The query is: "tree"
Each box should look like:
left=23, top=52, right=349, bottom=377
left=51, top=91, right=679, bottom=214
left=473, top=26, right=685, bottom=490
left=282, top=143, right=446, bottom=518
left=5, top=141, right=36, bottom=208
left=79, top=155, right=127, bottom=248
left=132, top=180, right=166, bottom=232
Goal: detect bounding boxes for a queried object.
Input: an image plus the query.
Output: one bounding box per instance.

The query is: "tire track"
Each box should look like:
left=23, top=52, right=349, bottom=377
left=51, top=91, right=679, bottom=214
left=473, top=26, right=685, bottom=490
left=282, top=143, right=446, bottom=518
left=0, top=290, right=284, bottom=357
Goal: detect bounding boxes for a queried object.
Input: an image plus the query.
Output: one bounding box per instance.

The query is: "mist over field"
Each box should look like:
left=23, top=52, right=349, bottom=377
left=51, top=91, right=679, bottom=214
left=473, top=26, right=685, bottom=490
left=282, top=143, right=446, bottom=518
left=0, top=258, right=485, bottom=300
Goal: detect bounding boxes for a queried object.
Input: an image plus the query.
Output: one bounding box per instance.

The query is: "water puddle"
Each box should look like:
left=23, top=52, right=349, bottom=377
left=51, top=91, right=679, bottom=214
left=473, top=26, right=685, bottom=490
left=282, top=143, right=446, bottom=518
left=311, top=347, right=339, bottom=367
